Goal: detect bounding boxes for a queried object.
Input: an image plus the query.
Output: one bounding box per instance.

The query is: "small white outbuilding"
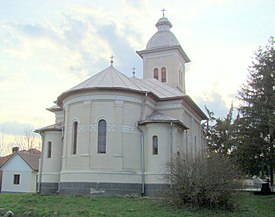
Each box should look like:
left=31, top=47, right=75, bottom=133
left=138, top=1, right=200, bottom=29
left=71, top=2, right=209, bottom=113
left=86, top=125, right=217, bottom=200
left=0, top=149, right=40, bottom=193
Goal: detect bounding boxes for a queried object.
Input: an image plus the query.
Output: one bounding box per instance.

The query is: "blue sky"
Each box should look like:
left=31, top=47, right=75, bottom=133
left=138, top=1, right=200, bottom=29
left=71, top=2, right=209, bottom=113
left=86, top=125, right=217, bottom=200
left=0, top=0, right=274, bottom=154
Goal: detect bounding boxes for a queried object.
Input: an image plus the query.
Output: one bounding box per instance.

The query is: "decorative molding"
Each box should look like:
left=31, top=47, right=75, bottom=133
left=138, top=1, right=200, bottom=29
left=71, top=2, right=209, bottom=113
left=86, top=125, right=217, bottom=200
left=90, top=123, right=97, bottom=132
left=122, top=125, right=134, bottom=133
left=156, top=102, right=182, bottom=109
left=115, top=100, right=123, bottom=107
left=64, top=95, right=142, bottom=107
left=81, top=154, right=90, bottom=157
left=108, top=123, right=116, bottom=132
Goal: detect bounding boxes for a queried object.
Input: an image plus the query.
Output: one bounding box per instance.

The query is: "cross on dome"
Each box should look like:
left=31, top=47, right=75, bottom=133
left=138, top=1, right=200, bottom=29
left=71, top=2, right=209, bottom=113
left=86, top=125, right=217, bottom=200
left=110, top=55, right=114, bottom=66
left=161, top=8, right=166, bottom=17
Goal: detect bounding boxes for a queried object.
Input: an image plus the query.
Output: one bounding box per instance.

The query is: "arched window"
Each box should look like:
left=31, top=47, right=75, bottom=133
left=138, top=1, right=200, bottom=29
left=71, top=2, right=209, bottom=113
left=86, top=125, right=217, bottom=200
left=179, top=70, right=182, bottom=84
left=47, top=141, right=52, bottom=158
left=152, top=135, right=158, bottom=155
left=98, top=119, right=107, bottom=154
left=72, top=121, right=78, bottom=154
left=153, top=68, right=158, bottom=80
left=161, top=67, right=166, bottom=82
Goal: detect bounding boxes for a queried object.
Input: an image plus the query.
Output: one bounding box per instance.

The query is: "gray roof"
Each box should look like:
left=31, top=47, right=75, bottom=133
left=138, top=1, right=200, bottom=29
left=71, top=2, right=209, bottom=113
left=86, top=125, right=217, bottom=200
left=18, top=152, right=40, bottom=171
left=0, top=151, right=40, bottom=171
left=35, top=122, right=63, bottom=133
left=47, top=104, right=62, bottom=112
left=68, top=66, right=142, bottom=92
left=129, top=76, right=184, bottom=99
left=57, top=66, right=185, bottom=104
left=139, top=111, right=188, bottom=130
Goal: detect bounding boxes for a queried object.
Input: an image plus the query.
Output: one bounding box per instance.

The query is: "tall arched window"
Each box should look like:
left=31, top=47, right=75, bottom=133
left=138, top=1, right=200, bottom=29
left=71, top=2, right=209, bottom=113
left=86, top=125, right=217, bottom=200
left=72, top=121, right=78, bottom=154
left=98, top=119, right=107, bottom=154
left=152, top=135, right=158, bottom=155
left=179, top=70, right=182, bottom=84
left=153, top=68, right=158, bottom=80
left=161, top=67, right=166, bottom=82
left=47, top=141, right=52, bottom=158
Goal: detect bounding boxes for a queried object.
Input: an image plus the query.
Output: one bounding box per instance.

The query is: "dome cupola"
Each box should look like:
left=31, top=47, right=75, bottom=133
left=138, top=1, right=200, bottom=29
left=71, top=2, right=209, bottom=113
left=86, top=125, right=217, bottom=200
left=146, top=16, right=180, bottom=50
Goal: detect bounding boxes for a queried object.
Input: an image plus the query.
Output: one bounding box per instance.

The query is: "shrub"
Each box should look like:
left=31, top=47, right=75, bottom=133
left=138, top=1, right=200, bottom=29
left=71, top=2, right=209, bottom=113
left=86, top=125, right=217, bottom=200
left=164, top=152, right=243, bottom=210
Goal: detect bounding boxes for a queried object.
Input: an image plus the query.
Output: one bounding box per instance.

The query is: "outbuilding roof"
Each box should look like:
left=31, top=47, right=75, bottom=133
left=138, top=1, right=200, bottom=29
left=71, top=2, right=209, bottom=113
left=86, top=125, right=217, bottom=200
left=0, top=150, right=41, bottom=171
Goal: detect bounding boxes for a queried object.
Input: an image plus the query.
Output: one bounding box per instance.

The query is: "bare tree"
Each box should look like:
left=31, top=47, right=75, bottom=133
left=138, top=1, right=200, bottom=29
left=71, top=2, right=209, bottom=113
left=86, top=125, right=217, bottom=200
left=14, top=128, right=41, bottom=151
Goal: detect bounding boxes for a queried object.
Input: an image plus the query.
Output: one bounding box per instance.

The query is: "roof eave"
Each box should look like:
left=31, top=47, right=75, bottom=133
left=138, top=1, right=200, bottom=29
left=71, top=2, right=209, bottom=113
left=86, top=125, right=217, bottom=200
left=183, top=95, right=208, bottom=120
left=136, top=45, right=190, bottom=63
left=138, top=120, right=188, bottom=130
left=56, top=87, right=149, bottom=106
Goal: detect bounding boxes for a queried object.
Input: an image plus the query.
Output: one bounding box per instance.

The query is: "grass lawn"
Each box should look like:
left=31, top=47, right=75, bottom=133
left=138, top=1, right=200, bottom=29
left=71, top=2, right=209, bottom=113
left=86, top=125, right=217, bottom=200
left=0, top=192, right=274, bottom=217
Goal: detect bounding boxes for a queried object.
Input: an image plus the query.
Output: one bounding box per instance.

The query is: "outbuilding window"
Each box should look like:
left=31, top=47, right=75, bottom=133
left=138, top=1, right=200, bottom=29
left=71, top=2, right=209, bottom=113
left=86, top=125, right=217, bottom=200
left=98, top=119, right=107, bottom=154
left=152, top=135, right=158, bottom=155
left=72, top=121, right=78, bottom=154
left=13, top=174, right=20, bottom=185
left=47, top=141, right=52, bottom=158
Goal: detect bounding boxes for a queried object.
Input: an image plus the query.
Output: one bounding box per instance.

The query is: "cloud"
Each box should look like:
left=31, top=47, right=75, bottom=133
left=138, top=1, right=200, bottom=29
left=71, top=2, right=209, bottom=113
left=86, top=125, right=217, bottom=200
left=0, top=6, right=146, bottom=132
left=0, top=121, right=35, bottom=135
left=195, top=92, right=231, bottom=119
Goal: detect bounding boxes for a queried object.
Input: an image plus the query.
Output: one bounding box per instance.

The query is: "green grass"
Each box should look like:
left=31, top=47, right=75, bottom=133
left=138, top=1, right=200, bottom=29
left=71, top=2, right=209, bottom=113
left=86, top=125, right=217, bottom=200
left=0, top=193, right=274, bottom=217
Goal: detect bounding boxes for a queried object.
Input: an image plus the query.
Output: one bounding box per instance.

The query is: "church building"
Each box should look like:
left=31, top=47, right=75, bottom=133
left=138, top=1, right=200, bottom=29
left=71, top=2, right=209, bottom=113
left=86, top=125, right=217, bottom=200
left=36, top=13, right=207, bottom=196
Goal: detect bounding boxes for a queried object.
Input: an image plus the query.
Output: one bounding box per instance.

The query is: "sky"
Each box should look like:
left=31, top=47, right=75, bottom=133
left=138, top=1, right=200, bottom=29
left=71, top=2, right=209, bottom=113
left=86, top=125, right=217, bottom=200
left=0, top=0, right=274, bottom=155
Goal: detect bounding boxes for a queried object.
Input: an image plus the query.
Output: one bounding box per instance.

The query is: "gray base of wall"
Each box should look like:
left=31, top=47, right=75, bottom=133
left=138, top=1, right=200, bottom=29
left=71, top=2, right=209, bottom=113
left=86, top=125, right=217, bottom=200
left=39, top=182, right=167, bottom=197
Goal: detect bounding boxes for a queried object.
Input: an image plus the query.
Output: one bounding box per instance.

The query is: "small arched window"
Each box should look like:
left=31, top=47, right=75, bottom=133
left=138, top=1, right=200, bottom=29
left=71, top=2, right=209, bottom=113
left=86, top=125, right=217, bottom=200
left=161, top=67, right=166, bottom=82
left=179, top=70, right=182, bottom=84
left=152, top=135, right=158, bottom=155
left=47, top=141, right=52, bottom=158
left=72, top=121, right=78, bottom=154
left=153, top=68, right=159, bottom=80
left=98, top=119, right=107, bottom=154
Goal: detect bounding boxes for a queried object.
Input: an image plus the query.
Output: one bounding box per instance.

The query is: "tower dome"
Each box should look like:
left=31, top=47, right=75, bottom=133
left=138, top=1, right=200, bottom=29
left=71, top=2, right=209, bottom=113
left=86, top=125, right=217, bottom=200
left=146, top=17, right=180, bottom=50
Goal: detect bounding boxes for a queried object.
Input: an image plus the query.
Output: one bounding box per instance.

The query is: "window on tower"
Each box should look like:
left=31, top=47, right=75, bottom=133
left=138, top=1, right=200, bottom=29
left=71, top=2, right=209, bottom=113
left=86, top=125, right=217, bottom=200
left=153, top=68, right=158, bottom=80
left=179, top=70, right=181, bottom=84
left=161, top=67, right=166, bottom=82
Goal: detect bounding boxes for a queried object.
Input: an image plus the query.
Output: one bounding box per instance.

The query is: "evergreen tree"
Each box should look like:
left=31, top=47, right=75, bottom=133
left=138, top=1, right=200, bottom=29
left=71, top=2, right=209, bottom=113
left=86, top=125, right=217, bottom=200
left=235, top=37, right=275, bottom=185
left=205, top=105, right=235, bottom=156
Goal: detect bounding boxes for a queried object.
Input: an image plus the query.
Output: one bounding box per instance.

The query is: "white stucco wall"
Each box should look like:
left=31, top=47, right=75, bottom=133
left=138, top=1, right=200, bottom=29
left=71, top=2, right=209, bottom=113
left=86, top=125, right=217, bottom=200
left=40, top=131, right=62, bottom=183
left=41, top=90, right=205, bottom=186
left=50, top=91, right=144, bottom=183
left=1, top=155, right=37, bottom=193
left=142, top=49, right=186, bottom=92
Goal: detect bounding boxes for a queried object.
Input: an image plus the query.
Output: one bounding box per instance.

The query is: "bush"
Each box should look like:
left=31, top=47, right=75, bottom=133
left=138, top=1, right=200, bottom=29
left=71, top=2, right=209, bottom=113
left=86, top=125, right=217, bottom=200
left=164, top=152, right=243, bottom=210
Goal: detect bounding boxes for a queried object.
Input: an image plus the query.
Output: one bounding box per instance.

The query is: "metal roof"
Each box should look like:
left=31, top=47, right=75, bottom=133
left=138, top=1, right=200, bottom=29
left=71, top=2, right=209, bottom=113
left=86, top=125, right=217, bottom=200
left=57, top=66, right=185, bottom=104
left=35, top=122, right=63, bottom=133
left=68, top=66, right=143, bottom=92
left=138, top=111, right=188, bottom=130
left=146, top=16, right=180, bottom=50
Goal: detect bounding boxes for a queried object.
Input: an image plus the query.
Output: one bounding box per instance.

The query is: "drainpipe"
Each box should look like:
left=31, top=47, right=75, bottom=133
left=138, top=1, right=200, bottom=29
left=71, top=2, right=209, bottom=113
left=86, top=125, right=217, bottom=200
left=137, top=125, right=145, bottom=196
left=137, top=92, right=148, bottom=196
left=169, top=122, right=173, bottom=165
left=168, top=122, right=174, bottom=187
left=37, top=131, right=45, bottom=193
left=57, top=108, right=66, bottom=193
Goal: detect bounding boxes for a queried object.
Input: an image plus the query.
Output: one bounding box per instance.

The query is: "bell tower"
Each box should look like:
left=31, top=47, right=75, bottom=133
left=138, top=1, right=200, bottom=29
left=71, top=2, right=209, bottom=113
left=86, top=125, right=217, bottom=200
left=137, top=12, right=190, bottom=93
